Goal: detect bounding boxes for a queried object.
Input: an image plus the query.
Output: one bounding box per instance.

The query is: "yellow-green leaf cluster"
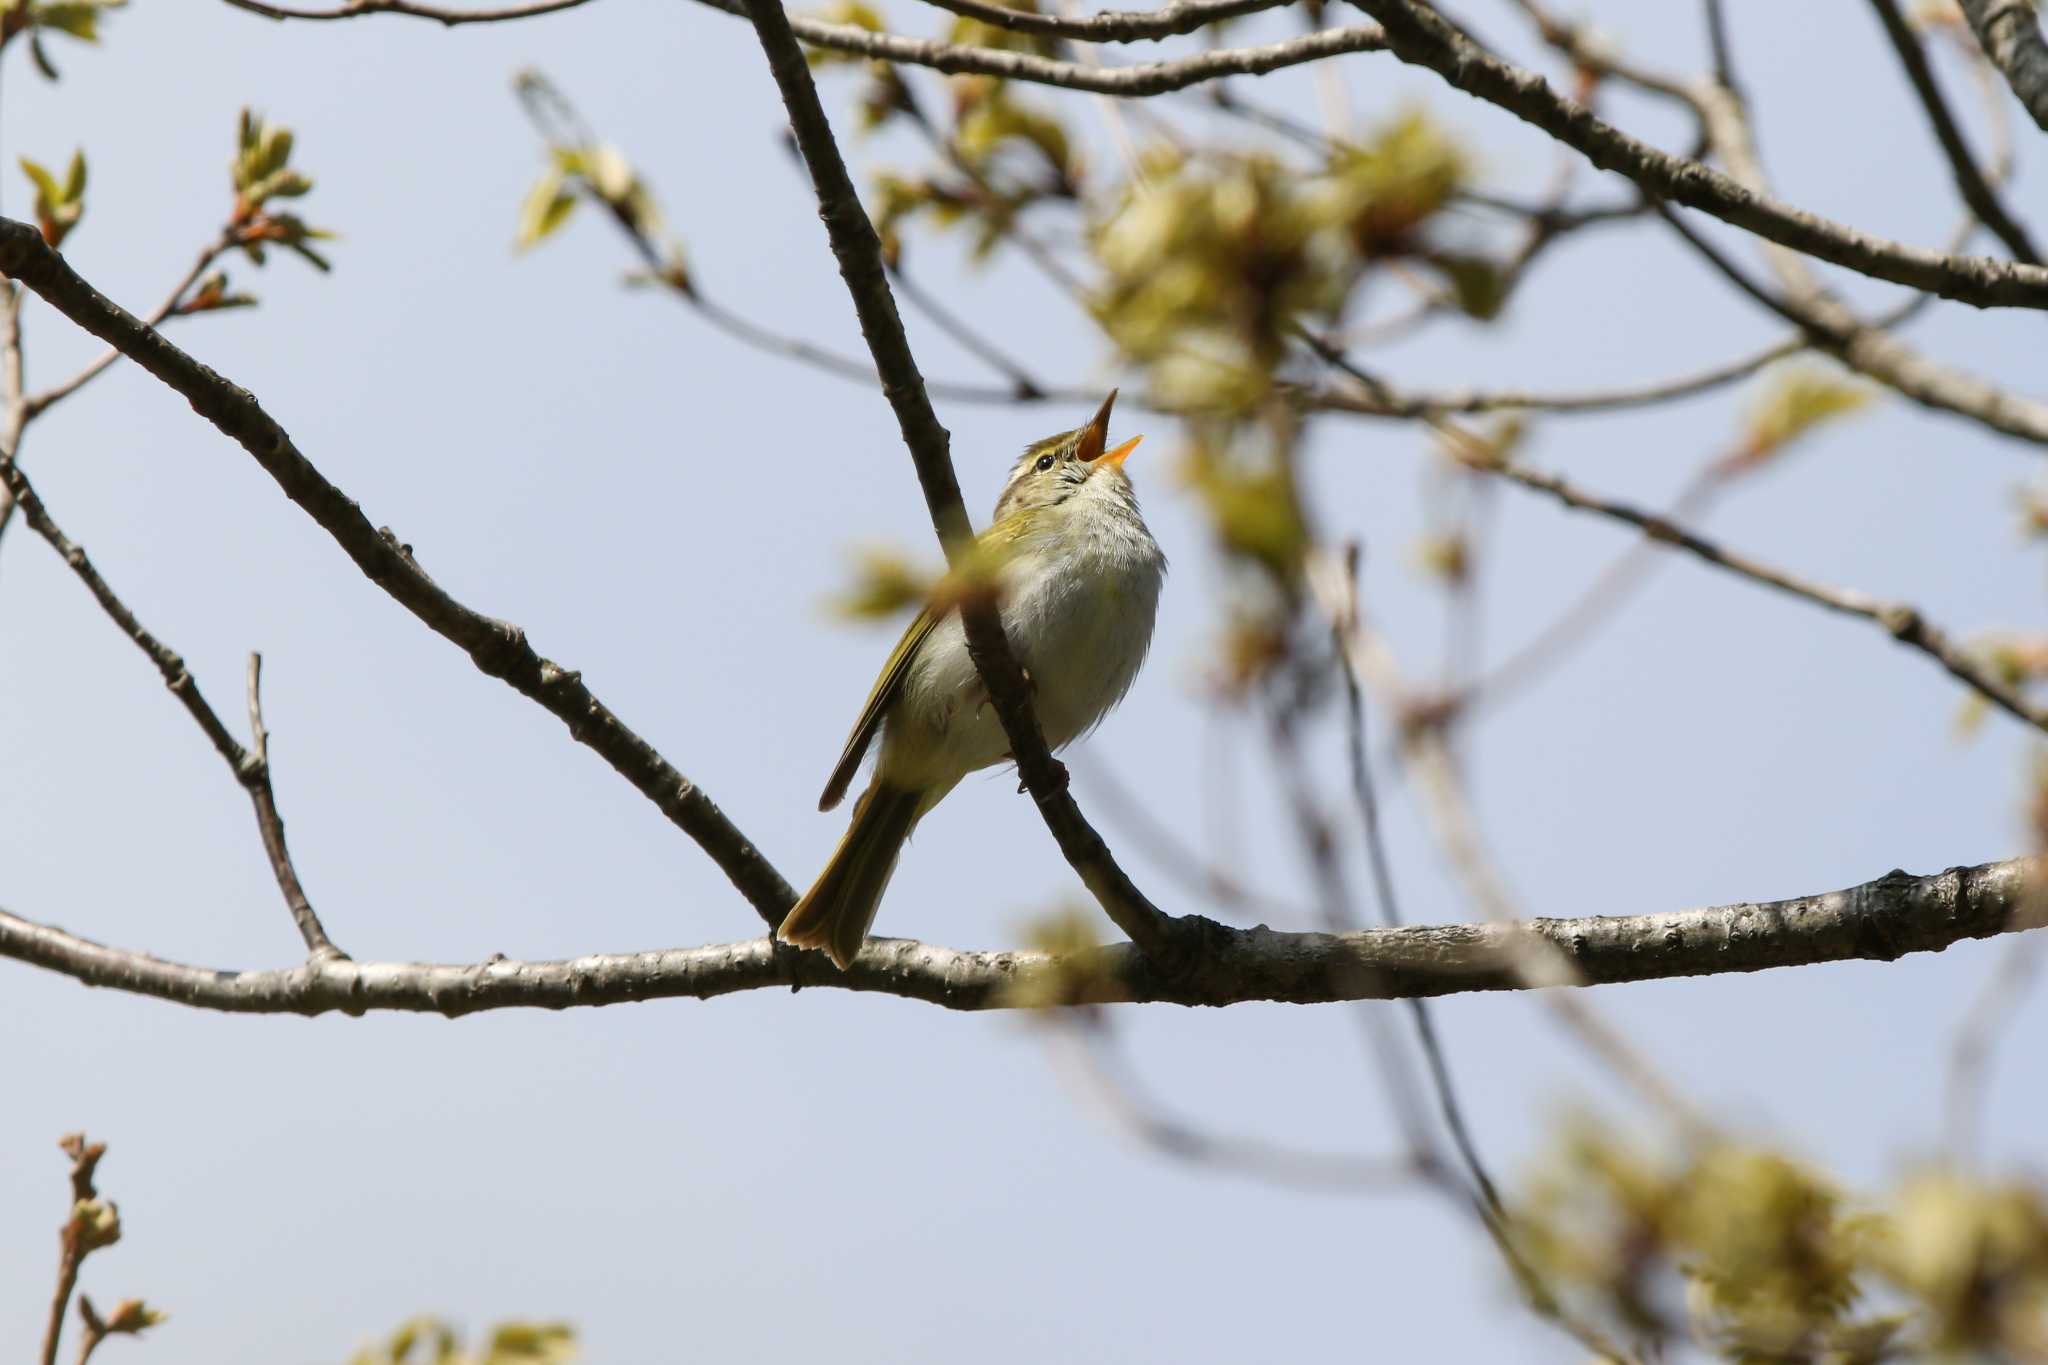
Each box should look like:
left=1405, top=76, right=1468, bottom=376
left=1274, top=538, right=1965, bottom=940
left=943, top=0, right=1057, bottom=57
left=826, top=545, right=938, bottom=621
left=230, top=110, right=334, bottom=272
left=510, top=77, right=688, bottom=290
left=1879, top=1173, right=2048, bottom=1356
left=1517, top=1117, right=2048, bottom=1362
left=351, top=1317, right=577, bottom=1365
left=1321, top=109, right=1468, bottom=257
left=1, top=0, right=126, bottom=81
left=1728, top=362, right=1873, bottom=473
left=953, top=80, right=1076, bottom=191
left=18, top=148, right=85, bottom=247
left=995, top=906, right=1119, bottom=1008
left=1092, top=149, right=1342, bottom=411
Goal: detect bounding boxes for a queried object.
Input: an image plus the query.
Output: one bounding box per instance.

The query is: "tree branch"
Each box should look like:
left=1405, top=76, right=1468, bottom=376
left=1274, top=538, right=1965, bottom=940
left=0, top=216, right=797, bottom=929
left=1348, top=0, right=2048, bottom=309
left=1867, top=0, right=2040, bottom=264
left=911, top=0, right=1289, bottom=43
left=0, top=458, right=347, bottom=958
left=697, top=0, right=1388, bottom=98
left=222, top=0, right=591, bottom=23
left=1958, top=0, right=2048, bottom=131
left=1302, top=334, right=2048, bottom=737
left=733, top=0, right=1181, bottom=957
left=0, top=858, right=2036, bottom=1014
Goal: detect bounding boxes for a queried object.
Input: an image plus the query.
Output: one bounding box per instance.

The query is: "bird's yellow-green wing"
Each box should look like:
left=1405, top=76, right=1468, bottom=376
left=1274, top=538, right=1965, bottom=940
left=819, top=605, right=941, bottom=812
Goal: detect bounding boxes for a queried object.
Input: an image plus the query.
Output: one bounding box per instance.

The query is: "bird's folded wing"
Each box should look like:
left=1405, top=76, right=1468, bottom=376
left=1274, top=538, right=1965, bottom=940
left=819, top=605, right=943, bottom=812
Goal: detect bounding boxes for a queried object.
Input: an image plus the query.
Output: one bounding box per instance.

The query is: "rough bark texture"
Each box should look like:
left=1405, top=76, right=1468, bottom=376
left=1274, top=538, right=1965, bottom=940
left=2, top=859, right=2034, bottom=1017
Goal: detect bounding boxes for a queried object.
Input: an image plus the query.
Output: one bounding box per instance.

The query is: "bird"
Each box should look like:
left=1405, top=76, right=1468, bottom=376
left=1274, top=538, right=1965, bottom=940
left=777, top=391, right=1167, bottom=968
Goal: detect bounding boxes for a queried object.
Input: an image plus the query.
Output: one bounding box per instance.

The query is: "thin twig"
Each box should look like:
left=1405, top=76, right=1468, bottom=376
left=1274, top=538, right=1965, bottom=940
left=223, top=0, right=590, bottom=22
left=1301, top=331, right=2048, bottom=737
left=1867, top=0, right=2040, bottom=263
left=910, top=0, right=1288, bottom=43
left=245, top=654, right=346, bottom=959
left=1054, top=1021, right=1417, bottom=1188
left=0, top=461, right=347, bottom=956
left=1943, top=929, right=2047, bottom=1164
left=697, top=0, right=1389, bottom=99
left=40, top=1135, right=107, bottom=1365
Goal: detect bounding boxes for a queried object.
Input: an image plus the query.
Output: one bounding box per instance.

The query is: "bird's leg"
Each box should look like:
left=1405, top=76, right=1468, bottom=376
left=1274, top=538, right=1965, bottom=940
left=1016, top=758, right=1069, bottom=795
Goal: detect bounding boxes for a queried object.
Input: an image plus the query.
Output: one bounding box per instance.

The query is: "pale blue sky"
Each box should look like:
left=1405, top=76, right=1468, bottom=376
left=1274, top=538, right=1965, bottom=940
left=1, top=2, right=2043, bottom=1359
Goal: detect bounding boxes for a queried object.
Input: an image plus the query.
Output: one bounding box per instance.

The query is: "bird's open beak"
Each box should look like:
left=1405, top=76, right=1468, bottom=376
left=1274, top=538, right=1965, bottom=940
left=1080, top=389, right=1142, bottom=469
left=1098, top=434, right=1143, bottom=469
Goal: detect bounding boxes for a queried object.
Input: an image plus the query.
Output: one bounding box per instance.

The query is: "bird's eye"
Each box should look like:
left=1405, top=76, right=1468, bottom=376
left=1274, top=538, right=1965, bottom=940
left=1035, top=454, right=1055, bottom=472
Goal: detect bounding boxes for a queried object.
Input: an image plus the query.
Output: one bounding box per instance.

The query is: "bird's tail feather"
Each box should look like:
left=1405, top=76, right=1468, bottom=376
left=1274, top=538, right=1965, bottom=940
left=777, top=782, right=924, bottom=969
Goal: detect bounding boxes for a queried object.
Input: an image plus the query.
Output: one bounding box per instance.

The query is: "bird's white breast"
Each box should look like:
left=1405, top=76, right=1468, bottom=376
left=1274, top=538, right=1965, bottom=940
left=879, top=479, right=1165, bottom=795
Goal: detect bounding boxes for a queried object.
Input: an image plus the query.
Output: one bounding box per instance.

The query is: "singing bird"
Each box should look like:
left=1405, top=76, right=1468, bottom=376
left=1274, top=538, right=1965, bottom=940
left=778, top=392, right=1166, bottom=967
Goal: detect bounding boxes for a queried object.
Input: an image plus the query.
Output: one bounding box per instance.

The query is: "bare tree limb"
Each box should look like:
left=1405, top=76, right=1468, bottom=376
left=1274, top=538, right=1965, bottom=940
left=1958, top=0, right=2048, bottom=131
left=1652, top=202, right=2048, bottom=449
left=1867, top=0, right=2040, bottom=264
left=0, top=459, right=347, bottom=958
left=0, top=216, right=797, bottom=929
left=911, top=0, right=1289, bottom=43
left=244, top=654, right=345, bottom=959
left=223, top=0, right=591, bottom=23
left=733, top=0, right=1183, bottom=958
left=1348, top=0, right=2048, bottom=309
left=1301, top=334, right=2048, bottom=737
left=0, top=858, right=2036, bottom=1015
left=697, top=0, right=1389, bottom=98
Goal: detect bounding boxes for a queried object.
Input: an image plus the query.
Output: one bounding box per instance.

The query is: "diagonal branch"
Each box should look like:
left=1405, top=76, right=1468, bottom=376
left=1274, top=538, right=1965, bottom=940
left=0, top=457, right=346, bottom=958
left=733, top=0, right=1183, bottom=957
left=1347, top=0, right=2048, bottom=309
left=1301, top=333, right=2048, bottom=737
left=1959, top=0, right=2048, bottom=131
left=1867, top=0, right=2040, bottom=264
left=0, top=216, right=797, bottom=929
left=0, top=857, right=2036, bottom=1014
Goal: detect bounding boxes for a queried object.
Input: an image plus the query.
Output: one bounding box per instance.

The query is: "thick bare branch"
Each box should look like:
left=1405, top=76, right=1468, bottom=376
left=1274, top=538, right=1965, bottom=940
left=0, top=858, right=2035, bottom=1014
left=1349, top=0, right=2048, bottom=309
left=734, top=0, right=1182, bottom=958
left=0, top=217, right=797, bottom=928
left=1959, top=0, right=2048, bottom=131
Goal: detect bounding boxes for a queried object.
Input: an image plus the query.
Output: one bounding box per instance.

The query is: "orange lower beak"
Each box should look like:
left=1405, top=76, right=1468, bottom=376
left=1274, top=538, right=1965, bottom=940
left=1097, top=434, right=1142, bottom=470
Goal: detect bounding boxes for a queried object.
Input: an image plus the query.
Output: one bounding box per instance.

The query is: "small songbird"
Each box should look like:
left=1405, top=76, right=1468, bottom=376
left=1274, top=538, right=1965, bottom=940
left=778, top=392, right=1166, bottom=968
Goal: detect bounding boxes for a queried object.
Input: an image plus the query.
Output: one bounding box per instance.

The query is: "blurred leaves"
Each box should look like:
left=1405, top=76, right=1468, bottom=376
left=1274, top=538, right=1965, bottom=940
left=1954, top=633, right=2048, bottom=737
left=1723, top=363, right=1873, bottom=475
left=0, top=0, right=125, bottom=81
left=1517, top=1116, right=2048, bottom=1362
left=19, top=147, right=85, bottom=247
left=512, top=71, right=689, bottom=291
left=995, top=906, right=1120, bottom=1008
left=230, top=109, right=335, bottom=272
left=351, top=1318, right=577, bottom=1365
left=827, top=544, right=938, bottom=620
